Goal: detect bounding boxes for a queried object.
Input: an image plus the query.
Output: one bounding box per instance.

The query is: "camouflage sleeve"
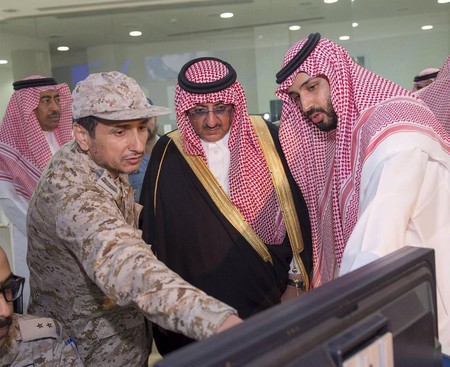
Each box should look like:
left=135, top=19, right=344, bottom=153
left=56, top=186, right=237, bottom=340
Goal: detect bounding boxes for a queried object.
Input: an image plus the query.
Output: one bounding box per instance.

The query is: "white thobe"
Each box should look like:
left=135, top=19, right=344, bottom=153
left=0, top=131, right=61, bottom=312
left=201, top=133, right=230, bottom=195
left=340, top=133, right=450, bottom=352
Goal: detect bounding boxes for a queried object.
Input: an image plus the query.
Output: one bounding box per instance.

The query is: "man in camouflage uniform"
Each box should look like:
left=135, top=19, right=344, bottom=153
left=0, top=246, right=83, bottom=366
left=26, top=71, right=241, bottom=367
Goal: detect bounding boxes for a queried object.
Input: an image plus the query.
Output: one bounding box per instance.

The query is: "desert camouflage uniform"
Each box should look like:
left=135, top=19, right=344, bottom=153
left=0, top=313, right=83, bottom=367
left=27, top=140, right=237, bottom=367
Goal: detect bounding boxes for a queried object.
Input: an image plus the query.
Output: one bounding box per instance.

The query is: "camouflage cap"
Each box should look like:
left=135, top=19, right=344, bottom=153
left=72, top=71, right=171, bottom=120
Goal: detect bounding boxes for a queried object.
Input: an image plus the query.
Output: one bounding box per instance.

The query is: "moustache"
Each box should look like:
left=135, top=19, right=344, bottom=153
left=306, top=107, right=326, bottom=119
left=203, top=122, right=222, bottom=129
left=0, top=317, right=12, bottom=328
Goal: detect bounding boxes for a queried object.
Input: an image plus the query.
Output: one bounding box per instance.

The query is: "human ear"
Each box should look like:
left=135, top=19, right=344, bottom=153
left=73, top=123, right=90, bottom=151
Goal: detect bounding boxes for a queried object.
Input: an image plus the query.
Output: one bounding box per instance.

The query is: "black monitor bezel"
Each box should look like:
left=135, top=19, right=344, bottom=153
left=156, top=246, right=439, bottom=367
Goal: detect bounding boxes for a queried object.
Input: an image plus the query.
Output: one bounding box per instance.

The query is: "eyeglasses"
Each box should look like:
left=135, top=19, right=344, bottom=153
left=0, top=274, right=25, bottom=302
left=188, top=104, right=232, bottom=121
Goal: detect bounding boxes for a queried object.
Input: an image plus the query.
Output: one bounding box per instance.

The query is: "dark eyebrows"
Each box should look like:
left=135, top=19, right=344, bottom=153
left=0, top=273, right=13, bottom=287
left=98, top=118, right=150, bottom=127
left=300, top=77, right=315, bottom=89
left=39, top=93, right=60, bottom=100
left=139, top=118, right=150, bottom=126
left=118, top=119, right=149, bottom=127
left=194, top=101, right=226, bottom=108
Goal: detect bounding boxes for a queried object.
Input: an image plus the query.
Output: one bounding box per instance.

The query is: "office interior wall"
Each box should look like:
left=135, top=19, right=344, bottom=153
left=0, top=2, right=449, bottom=123
left=0, top=0, right=448, bottom=278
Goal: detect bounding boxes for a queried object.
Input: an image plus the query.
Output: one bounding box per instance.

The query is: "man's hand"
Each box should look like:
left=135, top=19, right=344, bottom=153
left=217, top=315, right=243, bottom=333
left=281, top=284, right=304, bottom=302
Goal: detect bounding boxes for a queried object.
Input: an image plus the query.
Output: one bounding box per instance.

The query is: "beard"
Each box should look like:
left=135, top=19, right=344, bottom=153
left=87, top=141, right=143, bottom=177
left=0, top=316, right=13, bottom=355
left=306, top=98, right=338, bottom=132
left=0, top=335, right=12, bottom=357
left=0, top=317, right=12, bottom=329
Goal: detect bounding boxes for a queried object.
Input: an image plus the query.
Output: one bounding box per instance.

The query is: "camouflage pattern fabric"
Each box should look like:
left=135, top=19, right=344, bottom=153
left=27, top=140, right=237, bottom=367
left=0, top=313, right=83, bottom=366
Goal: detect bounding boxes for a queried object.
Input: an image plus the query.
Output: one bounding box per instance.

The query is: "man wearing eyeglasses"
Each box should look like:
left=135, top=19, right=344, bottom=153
left=0, top=76, right=73, bottom=312
left=0, top=247, right=83, bottom=366
left=139, top=57, right=313, bottom=355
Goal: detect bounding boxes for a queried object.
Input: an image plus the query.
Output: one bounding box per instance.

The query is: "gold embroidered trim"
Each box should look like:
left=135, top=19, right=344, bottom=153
left=155, top=118, right=310, bottom=287
left=250, top=116, right=309, bottom=291
left=153, top=138, right=173, bottom=216
left=167, top=131, right=272, bottom=264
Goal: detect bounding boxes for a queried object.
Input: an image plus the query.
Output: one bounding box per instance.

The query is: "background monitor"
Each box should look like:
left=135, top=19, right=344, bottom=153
left=270, top=99, right=283, bottom=122
left=155, top=246, right=441, bottom=367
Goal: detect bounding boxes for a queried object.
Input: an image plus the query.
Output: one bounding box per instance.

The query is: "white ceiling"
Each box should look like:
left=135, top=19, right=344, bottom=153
left=0, top=0, right=448, bottom=56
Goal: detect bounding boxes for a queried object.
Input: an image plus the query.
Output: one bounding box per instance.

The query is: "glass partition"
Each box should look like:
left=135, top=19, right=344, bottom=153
left=0, top=0, right=448, bottom=132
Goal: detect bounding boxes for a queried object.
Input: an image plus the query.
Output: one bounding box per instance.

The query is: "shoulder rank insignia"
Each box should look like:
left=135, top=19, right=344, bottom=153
left=18, top=317, right=60, bottom=342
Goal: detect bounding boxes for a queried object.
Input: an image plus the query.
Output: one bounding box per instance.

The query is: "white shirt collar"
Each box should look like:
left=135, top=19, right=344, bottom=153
left=200, top=132, right=230, bottom=195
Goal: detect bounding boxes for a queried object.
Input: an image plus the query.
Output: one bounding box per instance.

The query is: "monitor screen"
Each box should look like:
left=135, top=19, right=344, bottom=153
left=155, top=246, right=441, bottom=367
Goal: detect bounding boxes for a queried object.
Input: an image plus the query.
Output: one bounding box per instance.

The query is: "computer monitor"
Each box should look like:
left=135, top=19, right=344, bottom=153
left=155, top=246, right=441, bottom=367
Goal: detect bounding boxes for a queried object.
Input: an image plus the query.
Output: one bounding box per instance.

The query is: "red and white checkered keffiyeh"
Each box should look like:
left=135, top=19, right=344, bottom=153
left=0, top=76, right=73, bottom=200
left=276, top=38, right=450, bottom=287
left=175, top=58, right=285, bottom=244
left=415, top=56, right=450, bottom=134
